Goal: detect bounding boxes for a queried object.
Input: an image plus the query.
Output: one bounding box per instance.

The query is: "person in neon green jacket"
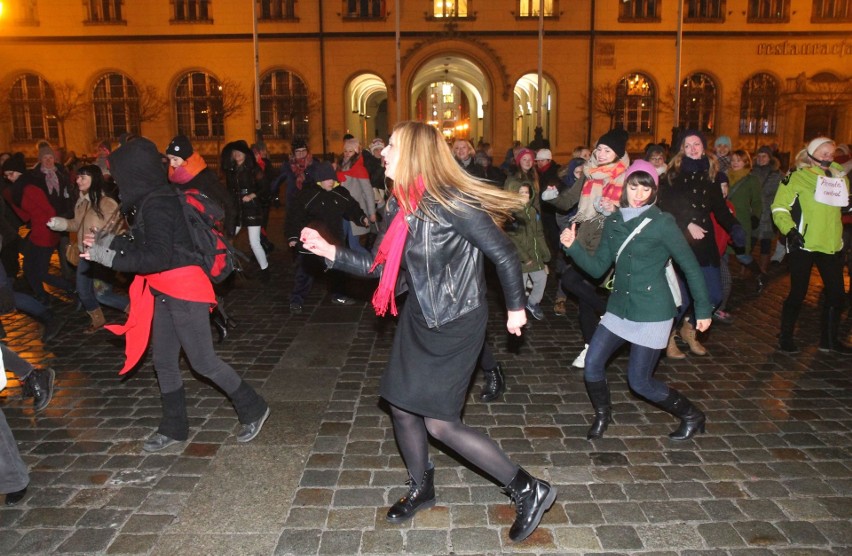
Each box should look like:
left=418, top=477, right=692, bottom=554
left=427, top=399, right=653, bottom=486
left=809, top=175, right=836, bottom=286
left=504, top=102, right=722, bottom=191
left=771, top=137, right=851, bottom=354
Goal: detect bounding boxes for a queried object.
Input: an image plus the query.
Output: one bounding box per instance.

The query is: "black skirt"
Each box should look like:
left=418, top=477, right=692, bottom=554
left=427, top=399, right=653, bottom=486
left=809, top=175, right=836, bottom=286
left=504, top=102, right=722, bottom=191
left=380, top=289, right=487, bottom=421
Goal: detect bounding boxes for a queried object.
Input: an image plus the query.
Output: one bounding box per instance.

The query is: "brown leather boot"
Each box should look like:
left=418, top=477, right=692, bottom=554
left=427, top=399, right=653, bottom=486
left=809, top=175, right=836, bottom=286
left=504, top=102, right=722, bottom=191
left=679, top=321, right=707, bottom=356
left=666, top=329, right=686, bottom=359
left=84, top=308, right=105, bottom=334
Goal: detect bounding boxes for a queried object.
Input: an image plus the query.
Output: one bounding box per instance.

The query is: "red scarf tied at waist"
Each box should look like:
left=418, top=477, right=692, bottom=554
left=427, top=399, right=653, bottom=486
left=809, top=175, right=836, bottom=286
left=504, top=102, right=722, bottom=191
left=369, top=176, right=426, bottom=317
left=105, top=266, right=216, bottom=375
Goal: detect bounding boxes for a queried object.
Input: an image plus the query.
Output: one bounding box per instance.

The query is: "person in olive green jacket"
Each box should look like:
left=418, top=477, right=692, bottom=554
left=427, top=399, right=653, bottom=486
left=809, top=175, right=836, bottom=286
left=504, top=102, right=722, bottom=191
left=560, top=161, right=712, bottom=442
left=506, top=183, right=551, bottom=320
left=727, top=149, right=767, bottom=290
left=771, top=137, right=851, bottom=354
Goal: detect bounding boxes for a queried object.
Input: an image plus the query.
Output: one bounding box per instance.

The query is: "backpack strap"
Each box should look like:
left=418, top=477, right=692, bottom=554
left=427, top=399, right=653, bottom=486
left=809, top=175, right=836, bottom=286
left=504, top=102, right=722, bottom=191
left=615, top=217, right=652, bottom=262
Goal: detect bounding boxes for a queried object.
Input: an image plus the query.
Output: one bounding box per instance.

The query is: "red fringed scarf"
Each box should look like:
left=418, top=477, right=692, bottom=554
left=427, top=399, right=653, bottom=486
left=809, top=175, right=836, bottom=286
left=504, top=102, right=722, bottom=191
left=369, top=177, right=426, bottom=316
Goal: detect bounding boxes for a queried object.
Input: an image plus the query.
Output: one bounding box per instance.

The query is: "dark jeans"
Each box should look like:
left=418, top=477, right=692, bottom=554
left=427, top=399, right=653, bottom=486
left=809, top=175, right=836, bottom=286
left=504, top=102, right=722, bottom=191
left=76, top=258, right=128, bottom=312
left=675, top=265, right=722, bottom=324
left=23, top=242, right=74, bottom=300
left=784, top=249, right=845, bottom=313
left=0, top=261, right=50, bottom=322
left=560, top=264, right=607, bottom=343
left=1, top=343, right=34, bottom=380
left=290, top=253, right=344, bottom=305
left=583, top=325, right=667, bottom=402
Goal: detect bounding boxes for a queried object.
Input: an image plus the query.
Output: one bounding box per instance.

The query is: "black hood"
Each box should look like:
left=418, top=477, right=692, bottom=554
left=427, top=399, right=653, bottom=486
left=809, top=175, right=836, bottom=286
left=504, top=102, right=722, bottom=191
left=108, top=137, right=168, bottom=208
left=220, top=140, right=256, bottom=173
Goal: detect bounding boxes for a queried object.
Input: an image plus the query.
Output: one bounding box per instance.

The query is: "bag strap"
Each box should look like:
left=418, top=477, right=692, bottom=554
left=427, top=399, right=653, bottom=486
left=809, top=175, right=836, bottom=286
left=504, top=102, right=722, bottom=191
left=615, top=217, right=652, bottom=262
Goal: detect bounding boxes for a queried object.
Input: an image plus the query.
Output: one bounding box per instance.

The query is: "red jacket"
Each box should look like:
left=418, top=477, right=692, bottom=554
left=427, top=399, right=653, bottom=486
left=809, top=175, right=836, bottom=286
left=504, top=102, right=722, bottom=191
left=6, top=183, right=58, bottom=247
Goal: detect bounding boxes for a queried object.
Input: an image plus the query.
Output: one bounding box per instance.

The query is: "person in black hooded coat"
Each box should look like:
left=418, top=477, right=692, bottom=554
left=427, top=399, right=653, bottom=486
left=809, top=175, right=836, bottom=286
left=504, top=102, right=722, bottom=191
left=83, top=138, right=270, bottom=453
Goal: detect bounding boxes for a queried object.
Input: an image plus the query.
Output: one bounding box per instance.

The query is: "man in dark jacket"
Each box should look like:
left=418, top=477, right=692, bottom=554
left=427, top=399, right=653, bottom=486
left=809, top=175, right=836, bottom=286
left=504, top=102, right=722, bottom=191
left=285, top=161, right=368, bottom=313
left=84, top=138, right=270, bottom=453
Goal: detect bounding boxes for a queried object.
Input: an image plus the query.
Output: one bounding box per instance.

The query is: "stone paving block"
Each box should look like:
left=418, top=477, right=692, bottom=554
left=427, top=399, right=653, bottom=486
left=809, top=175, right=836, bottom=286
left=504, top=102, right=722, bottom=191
left=317, top=530, right=361, bottom=555
left=292, top=488, right=334, bottom=507
left=599, top=501, right=647, bottom=524
left=153, top=533, right=279, bottom=555
left=360, top=529, right=404, bottom=554
left=0, top=530, right=21, bottom=553
left=18, top=507, right=87, bottom=527
left=121, top=514, right=176, bottom=534
left=77, top=507, right=132, bottom=528
left=637, top=523, right=704, bottom=550
left=775, top=520, right=829, bottom=546
left=596, top=524, right=644, bottom=550
left=776, top=498, right=833, bottom=520
left=697, top=522, right=747, bottom=547
left=403, top=529, right=448, bottom=554
left=819, top=496, right=852, bottom=518
left=327, top=507, right=377, bottom=530
left=732, top=520, right=788, bottom=546
left=450, top=504, right=487, bottom=527
left=736, top=499, right=787, bottom=520
left=11, top=528, right=71, bottom=553
left=552, top=525, right=600, bottom=551
left=56, top=527, right=116, bottom=553
left=284, top=507, right=328, bottom=528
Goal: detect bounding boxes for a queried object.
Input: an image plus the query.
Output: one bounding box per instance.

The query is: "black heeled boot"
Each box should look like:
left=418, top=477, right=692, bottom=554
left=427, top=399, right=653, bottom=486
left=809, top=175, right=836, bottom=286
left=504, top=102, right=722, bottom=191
left=386, top=464, right=436, bottom=523
left=503, top=467, right=557, bottom=542
left=479, top=364, right=505, bottom=403
left=656, top=389, right=706, bottom=441
left=819, top=306, right=852, bottom=354
left=585, top=380, right=612, bottom=440
left=211, top=310, right=228, bottom=343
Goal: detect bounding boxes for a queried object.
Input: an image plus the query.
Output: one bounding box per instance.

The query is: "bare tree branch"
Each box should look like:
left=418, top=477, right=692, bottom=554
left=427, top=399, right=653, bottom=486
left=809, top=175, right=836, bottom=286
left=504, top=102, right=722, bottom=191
left=215, top=78, right=249, bottom=121
left=49, top=80, right=87, bottom=148
left=135, top=82, right=168, bottom=124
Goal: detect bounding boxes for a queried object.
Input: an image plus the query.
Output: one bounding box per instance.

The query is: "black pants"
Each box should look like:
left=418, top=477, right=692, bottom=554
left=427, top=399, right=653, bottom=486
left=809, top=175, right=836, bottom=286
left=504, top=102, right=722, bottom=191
left=560, top=264, right=607, bottom=343
left=783, top=249, right=846, bottom=313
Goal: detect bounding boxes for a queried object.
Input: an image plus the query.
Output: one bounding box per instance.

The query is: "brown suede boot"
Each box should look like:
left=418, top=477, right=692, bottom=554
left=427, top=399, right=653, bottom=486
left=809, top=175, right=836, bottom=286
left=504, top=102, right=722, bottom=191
left=666, top=329, right=686, bottom=359
left=84, top=307, right=106, bottom=334
left=679, top=321, right=707, bottom=356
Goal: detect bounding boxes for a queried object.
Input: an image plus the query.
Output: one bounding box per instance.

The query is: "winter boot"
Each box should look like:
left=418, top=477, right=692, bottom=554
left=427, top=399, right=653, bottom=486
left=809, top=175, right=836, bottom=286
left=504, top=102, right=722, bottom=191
left=22, top=368, right=55, bottom=412
left=144, top=387, right=188, bottom=452
left=656, top=389, right=706, bottom=441
left=229, top=380, right=270, bottom=442
left=503, top=467, right=557, bottom=542
left=211, top=309, right=228, bottom=343
left=585, top=380, right=612, bottom=440
left=666, top=329, right=686, bottom=359
left=84, top=307, right=106, bottom=334
left=386, top=464, right=437, bottom=523
left=679, top=320, right=707, bottom=356
left=778, top=302, right=801, bottom=353
left=819, top=306, right=852, bottom=354
left=479, top=364, right=506, bottom=403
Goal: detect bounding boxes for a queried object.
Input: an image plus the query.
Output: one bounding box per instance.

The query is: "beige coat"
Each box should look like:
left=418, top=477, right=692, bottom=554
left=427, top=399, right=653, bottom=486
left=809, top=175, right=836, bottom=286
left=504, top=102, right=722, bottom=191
left=50, top=194, right=121, bottom=252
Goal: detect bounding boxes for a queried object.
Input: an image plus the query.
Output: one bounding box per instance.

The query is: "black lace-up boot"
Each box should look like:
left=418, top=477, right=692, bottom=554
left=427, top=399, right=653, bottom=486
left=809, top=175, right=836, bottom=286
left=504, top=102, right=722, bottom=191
left=386, top=465, right=436, bottom=523
left=503, top=467, right=557, bottom=542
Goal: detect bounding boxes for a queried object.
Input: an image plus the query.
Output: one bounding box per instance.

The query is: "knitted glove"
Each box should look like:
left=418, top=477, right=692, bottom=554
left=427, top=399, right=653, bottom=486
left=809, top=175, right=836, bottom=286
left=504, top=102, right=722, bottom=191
left=786, top=228, right=805, bottom=252
left=86, top=243, right=116, bottom=267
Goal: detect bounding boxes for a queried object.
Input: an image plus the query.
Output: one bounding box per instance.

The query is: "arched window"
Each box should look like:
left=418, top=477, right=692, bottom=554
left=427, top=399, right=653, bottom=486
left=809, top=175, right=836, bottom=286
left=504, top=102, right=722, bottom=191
left=679, top=72, right=717, bottom=133
left=8, top=73, right=58, bottom=141
left=93, top=73, right=140, bottom=140
left=739, top=73, right=778, bottom=135
left=259, top=70, right=309, bottom=141
left=615, top=72, right=655, bottom=135
left=175, top=71, right=224, bottom=139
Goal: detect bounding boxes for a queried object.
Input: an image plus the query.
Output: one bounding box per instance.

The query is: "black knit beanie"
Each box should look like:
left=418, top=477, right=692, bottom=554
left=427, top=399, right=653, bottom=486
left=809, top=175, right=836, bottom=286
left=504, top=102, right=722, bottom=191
left=597, top=128, right=629, bottom=159
left=1, top=152, right=26, bottom=174
left=166, top=135, right=194, bottom=159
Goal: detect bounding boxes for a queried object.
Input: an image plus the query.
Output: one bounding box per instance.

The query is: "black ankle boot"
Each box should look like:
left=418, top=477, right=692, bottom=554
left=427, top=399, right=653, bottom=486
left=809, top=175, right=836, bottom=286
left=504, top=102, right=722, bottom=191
left=503, top=467, right=557, bottom=542
left=22, top=368, right=55, bottom=412
left=656, top=389, right=706, bottom=440
left=584, top=380, right=612, bottom=440
left=386, top=465, right=436, bottom=523
left=479, top=364, right=505, bottom=403
left=211, top=310, right=228, bottom=343
left=819, top=306, right=852, bottom=354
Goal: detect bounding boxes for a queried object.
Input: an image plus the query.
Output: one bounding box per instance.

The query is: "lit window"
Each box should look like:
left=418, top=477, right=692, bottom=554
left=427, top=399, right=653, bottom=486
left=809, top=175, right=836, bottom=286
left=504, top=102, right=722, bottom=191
left=679, top=73, right=717, bottom=133
left=175, top=72, right=224, bottom=139
left=257, top=0, right=296, bottom=20
left=615, top=73, right=656, bottom=135
left=747, top=0, right=789, bottom=22
left=173, top=0, right=211, bottom=22
left=93, top=73, right=139, bottom=140
left=739, top=73, right=778, bottom=135
left=812, top=0, right=852, bottom=21
left=86, top=0, right=124, bottom=23
left=344, top=0, right=385, bottom=18
left=519, top=0, right=554, bottom=17
left=433, top=0, right=468, bottom=18
left=260, top=70, right=309, bottom=141
left=620, top=0, right=660, bottom=21
left=8, top=74, right=58, bottom=142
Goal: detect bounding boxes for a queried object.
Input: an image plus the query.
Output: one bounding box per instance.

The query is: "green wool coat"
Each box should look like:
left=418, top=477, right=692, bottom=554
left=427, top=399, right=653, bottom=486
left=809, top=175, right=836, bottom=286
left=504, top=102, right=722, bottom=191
left=565, top=206, right=713, bottom=322
left=727, top=173, right=763, bottom=253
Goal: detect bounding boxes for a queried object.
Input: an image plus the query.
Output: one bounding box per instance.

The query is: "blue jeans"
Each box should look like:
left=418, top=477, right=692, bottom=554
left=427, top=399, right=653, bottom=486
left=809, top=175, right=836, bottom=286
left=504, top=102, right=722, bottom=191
left=583, top=325, right=668, bottom=402
left=343, top=220, right=371, bottom=257
left=676, top=265, right=722, bottom=324
left=76, top=258, right=128, bottom=312
left=0, top=262, right=50, bottom=322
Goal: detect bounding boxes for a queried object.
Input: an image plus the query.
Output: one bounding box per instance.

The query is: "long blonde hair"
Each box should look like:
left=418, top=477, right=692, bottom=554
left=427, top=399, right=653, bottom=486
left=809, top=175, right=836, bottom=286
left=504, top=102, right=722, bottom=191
left=389, top=121, right=523, bottom=225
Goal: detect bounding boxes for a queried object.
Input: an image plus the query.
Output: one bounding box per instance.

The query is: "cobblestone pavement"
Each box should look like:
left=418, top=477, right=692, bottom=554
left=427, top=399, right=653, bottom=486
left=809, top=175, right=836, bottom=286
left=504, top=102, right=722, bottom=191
left=1, top=211, right=850, bottom=555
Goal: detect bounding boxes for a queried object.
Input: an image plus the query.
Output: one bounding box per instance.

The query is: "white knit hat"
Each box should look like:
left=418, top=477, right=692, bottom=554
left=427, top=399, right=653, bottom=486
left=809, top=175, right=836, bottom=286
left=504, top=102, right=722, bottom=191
left=807, top=136, right=834, bottom=157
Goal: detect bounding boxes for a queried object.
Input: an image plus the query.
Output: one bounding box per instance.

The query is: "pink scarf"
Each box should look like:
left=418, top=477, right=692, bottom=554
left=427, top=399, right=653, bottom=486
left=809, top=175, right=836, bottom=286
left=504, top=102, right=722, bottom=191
left=369, top=177, right=426, bottom=316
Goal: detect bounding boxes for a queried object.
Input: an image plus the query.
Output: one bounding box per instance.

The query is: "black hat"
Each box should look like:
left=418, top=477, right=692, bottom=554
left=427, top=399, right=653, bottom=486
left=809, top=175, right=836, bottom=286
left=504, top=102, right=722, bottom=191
left=597, top=128, right=629, bottom=159
left=166, top=135, right=194, bottom=159
left=2, top=152, right=26, bottom=174
left=292, top=137, right=308, bottom=151
left=314, top=161, right=337, bottom=183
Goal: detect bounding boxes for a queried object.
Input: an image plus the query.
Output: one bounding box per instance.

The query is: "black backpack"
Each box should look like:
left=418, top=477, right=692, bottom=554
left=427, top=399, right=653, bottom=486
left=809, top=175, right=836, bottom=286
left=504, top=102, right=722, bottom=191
left=175, top=187, right=243, bottom=283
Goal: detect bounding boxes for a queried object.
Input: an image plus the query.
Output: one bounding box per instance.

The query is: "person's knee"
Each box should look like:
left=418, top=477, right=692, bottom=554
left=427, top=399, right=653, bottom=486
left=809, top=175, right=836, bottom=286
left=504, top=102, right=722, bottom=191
left=423, top=418, right=455, bottom=441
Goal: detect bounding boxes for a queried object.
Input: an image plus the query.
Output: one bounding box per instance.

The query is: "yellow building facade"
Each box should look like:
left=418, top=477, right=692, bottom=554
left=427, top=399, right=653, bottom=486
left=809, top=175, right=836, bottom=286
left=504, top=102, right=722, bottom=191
left=0, top=0, right=849, bottom=162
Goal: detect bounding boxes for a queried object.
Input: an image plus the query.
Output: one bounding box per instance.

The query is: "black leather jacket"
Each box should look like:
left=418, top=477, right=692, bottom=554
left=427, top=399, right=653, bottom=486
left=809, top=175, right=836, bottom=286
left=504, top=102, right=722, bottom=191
left=332, top=193, right=525, bottom=328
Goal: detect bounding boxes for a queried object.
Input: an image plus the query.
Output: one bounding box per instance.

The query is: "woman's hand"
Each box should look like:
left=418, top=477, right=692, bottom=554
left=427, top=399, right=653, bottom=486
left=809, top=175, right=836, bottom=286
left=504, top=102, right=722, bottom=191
left=300, top=227, right=336, bottom=260
left=695, top=318, right=712, bottom=332
left=507, top=309, right=526, bottom=336
left=82, top=228, right=97, bottom=249
left=560, top=223, right=577, bottom=249
left=599, top=198, right=616, bottom=214
left=687, top=223, right=707, bottom=240
left=242, top=193, right=256, bottom=203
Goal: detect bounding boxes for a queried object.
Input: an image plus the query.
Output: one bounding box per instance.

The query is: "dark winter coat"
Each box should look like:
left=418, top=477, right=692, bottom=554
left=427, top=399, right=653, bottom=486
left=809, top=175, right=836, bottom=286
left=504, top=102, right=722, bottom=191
left=222, top=141, right=269, bottom=228
left=285, top=183, right=367, bottom=247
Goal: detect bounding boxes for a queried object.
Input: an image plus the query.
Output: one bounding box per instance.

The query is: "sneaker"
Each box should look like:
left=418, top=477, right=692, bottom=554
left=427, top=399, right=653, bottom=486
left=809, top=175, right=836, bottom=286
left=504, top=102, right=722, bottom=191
left=572, top=344, right=589, bottom=368
left=142, top=432, right=184, bottom=452
left=331, top=295, right=355, bottom=305
left=712, top=310, right=734, bottom=324
left=525, top=303, right=544, bottom=321
left=289, top=303, right=303, bottom=314
left=553, top=298, right=567, bottom=316
left=237, top=407, right=271, bottom=443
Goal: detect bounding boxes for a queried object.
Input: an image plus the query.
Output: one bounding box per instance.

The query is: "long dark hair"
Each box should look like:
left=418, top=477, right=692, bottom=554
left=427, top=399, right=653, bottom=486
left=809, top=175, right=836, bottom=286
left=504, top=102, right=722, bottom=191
left=77, top=164, right=108, bottom=218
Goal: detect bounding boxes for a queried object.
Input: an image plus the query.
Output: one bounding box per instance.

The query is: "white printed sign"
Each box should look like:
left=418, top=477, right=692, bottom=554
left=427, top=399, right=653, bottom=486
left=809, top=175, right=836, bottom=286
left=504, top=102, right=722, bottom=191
left=814, top=176, right=849, bottom=207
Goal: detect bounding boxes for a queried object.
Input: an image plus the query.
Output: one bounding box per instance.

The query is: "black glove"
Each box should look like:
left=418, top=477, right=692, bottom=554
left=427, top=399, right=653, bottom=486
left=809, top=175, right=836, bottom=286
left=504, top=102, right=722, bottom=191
left=786, top=229, right=805, bottom=252
left=729, top=224, right=746, bottom=249
left=750, top=215, right=760, bottom=229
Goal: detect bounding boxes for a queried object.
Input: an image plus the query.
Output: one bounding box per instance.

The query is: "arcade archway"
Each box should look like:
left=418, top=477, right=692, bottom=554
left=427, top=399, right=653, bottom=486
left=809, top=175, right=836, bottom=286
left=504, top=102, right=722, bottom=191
left=514, top=73, right=555, bottom=145
left=344, top=73, right=388, bottom=143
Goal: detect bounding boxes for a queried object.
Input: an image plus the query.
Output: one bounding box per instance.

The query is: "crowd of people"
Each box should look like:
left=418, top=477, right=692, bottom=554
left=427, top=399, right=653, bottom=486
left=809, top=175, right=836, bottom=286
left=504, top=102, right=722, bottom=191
left=0, top=126, right=849, bottom=542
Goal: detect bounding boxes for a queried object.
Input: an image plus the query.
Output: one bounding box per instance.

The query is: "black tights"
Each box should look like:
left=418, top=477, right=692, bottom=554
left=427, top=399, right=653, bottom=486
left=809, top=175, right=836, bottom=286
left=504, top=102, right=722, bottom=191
left=390, top=405, right=518, bottom=487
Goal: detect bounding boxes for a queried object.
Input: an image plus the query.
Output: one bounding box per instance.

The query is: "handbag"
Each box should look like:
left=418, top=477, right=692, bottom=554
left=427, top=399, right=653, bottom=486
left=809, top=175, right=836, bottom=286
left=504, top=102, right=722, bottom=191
left=612, top=216, right=683, bottom=307
left=65, top=240, right=80, bottom=267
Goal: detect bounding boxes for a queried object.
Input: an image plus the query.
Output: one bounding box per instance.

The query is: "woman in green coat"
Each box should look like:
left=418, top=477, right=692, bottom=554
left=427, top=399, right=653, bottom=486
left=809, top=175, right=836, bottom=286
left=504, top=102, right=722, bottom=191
left=726, top=150, right=766, bottom=287
left=560, top=160, right=712, bottom=441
